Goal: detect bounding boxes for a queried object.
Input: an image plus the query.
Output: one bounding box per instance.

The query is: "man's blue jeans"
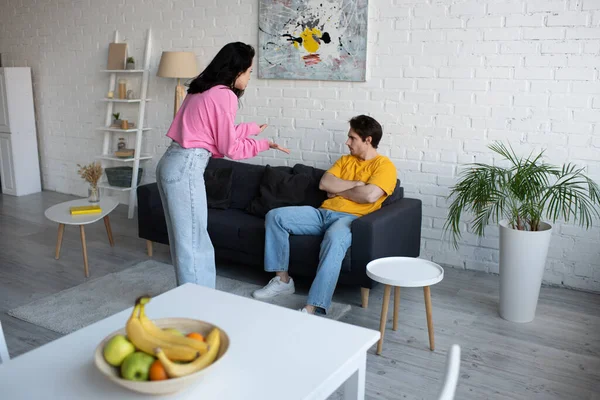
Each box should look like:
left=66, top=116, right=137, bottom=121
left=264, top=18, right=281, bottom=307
left=156, top=142, right=216, bottom=288
left=264, top=206, right=358, bottom=313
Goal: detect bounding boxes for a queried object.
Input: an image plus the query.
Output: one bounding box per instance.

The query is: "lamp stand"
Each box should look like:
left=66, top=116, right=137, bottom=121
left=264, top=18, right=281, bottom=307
left=174, top=77, right=186, bottom=118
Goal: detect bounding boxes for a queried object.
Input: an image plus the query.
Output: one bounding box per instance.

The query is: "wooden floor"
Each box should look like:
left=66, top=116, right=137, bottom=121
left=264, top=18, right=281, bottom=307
left=1, top=191, right=599, bottom=399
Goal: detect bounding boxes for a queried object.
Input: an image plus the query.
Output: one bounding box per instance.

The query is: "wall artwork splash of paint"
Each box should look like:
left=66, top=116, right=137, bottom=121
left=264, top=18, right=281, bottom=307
left=283, top=28, right=331, bottom=66
left=258, top=0, right=368, bottom=82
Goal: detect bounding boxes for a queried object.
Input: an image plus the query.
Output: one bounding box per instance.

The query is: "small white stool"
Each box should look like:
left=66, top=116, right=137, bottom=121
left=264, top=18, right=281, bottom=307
left=367, top=257, right=444, bottom=355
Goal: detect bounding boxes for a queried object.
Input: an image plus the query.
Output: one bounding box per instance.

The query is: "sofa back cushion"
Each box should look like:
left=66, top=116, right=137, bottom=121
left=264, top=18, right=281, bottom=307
left=207, top=158, right=266, bottom=210
left=247, top=165, right=312, bottom=217
left=382, top=180, right=404, bottom=206
left=292, top=164, right=328, bottom=208
left=206, top=159, right=404, bottom=212
left=204, top=167, right=233, bottom=209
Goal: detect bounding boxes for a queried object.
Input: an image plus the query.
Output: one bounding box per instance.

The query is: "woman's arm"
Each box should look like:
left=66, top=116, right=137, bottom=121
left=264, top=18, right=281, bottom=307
left=214, top=110, right=270, bottom=160
left=235, top=122, right=262, bottom=138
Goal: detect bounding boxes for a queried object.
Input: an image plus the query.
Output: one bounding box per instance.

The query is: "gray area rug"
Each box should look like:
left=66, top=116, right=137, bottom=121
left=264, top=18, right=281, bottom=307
left=8, top=260, right=352, bottom=334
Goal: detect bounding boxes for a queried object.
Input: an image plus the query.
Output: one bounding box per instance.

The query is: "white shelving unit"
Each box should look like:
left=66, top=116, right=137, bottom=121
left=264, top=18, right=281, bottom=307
left=97, top=29, right=152, bottom=219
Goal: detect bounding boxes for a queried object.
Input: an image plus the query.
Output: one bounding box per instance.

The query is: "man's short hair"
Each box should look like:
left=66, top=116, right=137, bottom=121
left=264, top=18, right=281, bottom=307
left=349, top=115, right=383, bottom=149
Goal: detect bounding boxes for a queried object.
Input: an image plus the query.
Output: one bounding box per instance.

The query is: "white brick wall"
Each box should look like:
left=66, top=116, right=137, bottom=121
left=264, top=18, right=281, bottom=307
left=0, top=0, right=598, bottom=292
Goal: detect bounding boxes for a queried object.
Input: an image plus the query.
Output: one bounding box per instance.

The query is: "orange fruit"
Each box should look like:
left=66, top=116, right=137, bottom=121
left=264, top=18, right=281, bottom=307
left=149, top=360, right=168, bottom=381
left=186, top=332, right=205, bottom=342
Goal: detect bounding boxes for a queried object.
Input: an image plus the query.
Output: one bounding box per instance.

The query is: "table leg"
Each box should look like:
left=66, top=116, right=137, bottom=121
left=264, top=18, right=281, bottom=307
left=146, top=240, right=153, bottom=257
left=377, top=284, right=391, bottom=355
left=360, top=287, right=369, bottom=308
left=423, top=286, right=434, bottom=351
left=342, top=352, right=366, bottom=400
left=80, top=225, right=89, bottom=278
left=55, top=223, right=65, bottom=259
left=393, top=286, right=400, bottom=331
left=103, top=216, right=114, bottom=247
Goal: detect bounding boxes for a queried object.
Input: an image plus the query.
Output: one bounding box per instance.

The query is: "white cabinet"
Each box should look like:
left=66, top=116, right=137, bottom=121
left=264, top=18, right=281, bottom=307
left=0, top=67, right=41, bottom=196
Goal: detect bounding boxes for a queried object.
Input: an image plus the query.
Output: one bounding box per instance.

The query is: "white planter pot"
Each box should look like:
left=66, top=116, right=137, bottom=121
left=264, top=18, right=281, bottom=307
left=498, top=219, right=553, bottom=323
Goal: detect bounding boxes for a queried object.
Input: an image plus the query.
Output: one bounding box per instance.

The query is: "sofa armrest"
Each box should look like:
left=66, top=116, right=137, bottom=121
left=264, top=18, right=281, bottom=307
left=350, top=198, right=422, bottom=287
left=137, top=183, right=162, bottom=214
left=137, top=183, right=169, bottom=244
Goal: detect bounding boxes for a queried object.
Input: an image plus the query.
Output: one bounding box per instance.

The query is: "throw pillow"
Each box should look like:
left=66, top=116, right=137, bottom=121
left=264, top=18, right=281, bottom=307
left=382, top=179, right=403, bottom=207
left=292, top=164, right=328, bottom=208
left=247, top=165, right=312, bottom=217
left=204, top=167, right=233, bottom=209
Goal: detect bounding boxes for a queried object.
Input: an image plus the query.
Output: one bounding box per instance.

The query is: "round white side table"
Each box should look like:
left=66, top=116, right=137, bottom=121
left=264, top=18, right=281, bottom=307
left=367, top=257, right=444, bottom=355
left=44, top=197, right=119, bottom=278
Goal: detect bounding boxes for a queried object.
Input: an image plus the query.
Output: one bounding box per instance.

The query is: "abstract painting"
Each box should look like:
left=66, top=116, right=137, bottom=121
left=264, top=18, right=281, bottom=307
left=258, top=0, right=368, bottom=82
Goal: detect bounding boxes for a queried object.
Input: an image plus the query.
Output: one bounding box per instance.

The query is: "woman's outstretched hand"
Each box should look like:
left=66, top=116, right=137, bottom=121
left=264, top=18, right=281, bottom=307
left=269, top=142, right=290, bottom=154
left=259, top=124, right=268, bottom=133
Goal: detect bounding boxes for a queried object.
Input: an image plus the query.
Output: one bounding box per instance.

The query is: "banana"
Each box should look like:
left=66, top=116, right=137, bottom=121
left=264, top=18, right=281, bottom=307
left=155, top=328, right=221, bottom=378
left=137, top=297, right=208, bottom=356
left=125, top=304, right=199, bottom=362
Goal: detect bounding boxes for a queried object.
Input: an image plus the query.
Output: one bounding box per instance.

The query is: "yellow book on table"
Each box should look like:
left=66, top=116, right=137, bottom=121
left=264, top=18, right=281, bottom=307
left=70, top=205, right=102, bottom=215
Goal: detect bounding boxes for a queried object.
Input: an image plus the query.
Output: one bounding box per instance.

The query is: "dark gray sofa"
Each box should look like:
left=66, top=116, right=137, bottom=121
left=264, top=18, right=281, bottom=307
left=137, top=157, right=422, bottom=307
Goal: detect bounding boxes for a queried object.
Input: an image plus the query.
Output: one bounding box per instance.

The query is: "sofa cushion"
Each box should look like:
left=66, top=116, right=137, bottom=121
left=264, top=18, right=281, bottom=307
left=204, top=167, right=233, bottom=209
left=292, top=164, right=328, bottom=208
left=247, top=165, right=312, bottom=217
left=382, top=180, right=404, bottom=206
left=207, top=158, right=266, bottom=210
left=208, top=209, right=265, bottom=255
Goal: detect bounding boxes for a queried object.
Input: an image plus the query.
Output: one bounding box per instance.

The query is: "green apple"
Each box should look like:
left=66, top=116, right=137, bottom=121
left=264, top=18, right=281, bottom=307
left=103, top=334, right=136, bottom=367
left=163, top=327, right=184, bottom=336
left=120, top=351, right=155, bottom=381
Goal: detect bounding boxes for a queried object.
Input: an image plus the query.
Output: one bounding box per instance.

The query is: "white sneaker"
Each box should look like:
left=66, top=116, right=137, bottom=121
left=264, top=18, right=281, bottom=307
left=299, top=307, right=310, bottom=313
left=252, top=276, right=295, bottom=299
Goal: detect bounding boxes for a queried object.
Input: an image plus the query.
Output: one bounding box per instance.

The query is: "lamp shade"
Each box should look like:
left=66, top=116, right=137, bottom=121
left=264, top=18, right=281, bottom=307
left=157, top=51, right=198, bottom=78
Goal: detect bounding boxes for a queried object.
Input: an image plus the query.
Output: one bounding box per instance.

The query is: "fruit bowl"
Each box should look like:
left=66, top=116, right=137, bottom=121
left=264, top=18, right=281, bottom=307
left=94, top=318, right=230, bottom=395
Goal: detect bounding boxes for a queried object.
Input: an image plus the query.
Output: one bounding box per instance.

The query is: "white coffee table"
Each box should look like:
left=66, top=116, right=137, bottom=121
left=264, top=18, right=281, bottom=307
left=0, top=283, right=380, bottom=399
left=44, top=197, right=119, bottom=277
left=367, top=257, right=444, bottom=355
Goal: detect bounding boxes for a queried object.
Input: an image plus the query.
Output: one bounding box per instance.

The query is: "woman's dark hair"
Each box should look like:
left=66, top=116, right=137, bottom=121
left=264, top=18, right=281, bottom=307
left=187, top=42, right=255, bottom=98
left=349, top=115, right=383, bottom=148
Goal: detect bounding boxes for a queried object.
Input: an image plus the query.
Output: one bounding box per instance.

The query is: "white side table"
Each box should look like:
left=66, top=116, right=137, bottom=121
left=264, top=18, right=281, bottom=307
left=367, top=257, right=444, bottom=355
left=44, top=197, right=119, bottom=278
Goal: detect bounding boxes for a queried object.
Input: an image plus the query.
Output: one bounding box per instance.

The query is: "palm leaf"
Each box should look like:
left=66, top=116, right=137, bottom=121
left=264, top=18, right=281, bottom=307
left=444, top=141, right=600, bottom=247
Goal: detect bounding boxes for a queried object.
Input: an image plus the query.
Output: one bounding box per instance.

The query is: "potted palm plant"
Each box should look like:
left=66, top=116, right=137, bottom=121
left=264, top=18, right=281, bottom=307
left=444, top=143, right=600, bottom=323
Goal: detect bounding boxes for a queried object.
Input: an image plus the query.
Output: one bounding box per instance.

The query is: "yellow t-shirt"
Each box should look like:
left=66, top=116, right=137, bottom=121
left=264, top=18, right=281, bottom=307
left=320, top=155, right=397, bottom=217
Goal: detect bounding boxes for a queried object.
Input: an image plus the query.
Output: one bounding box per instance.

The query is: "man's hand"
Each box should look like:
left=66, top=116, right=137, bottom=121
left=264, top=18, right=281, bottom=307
left=269, top=141, right=290, bottom=154
left=259, top=124, right=268, bottom=133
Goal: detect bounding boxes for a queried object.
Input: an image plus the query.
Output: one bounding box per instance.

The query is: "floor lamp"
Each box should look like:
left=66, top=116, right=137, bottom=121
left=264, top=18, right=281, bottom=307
left=157, top=51, right=198, bottom=118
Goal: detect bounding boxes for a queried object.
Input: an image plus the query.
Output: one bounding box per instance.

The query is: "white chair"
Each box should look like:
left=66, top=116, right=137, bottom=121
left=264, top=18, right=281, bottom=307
left=437, top=344, right=461, bottom=400
left=0, top=320, right=9, bottom=364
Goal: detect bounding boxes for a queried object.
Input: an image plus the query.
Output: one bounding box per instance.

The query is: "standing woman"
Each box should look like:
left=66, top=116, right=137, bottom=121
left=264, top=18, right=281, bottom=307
left=156, top=42, right=289, bottom=288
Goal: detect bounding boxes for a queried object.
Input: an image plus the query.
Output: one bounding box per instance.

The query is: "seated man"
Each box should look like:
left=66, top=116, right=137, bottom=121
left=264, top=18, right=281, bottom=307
left=252, top=115, right=397, bottom=314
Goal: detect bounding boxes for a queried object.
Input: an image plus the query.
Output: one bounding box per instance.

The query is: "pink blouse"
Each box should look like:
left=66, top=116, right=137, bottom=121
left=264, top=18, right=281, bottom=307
left=166, top=85, right=269, bottom=159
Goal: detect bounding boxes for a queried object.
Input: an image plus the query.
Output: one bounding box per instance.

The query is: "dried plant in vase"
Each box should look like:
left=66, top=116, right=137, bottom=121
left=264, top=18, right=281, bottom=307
left=77, top=162, right=104, bottom=203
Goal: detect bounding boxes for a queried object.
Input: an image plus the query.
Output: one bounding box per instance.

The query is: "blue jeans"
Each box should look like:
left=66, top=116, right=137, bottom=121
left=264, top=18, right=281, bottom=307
left=264, top=206, right=358, bottom=313
left=156, top=142, right=215, bottom=288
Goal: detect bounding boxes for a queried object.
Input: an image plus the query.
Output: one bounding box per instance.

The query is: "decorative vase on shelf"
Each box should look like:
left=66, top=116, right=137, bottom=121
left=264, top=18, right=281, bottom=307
left=126, top=57, right=135, bottom=70
left=88, top=185, right=100, bottom=203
